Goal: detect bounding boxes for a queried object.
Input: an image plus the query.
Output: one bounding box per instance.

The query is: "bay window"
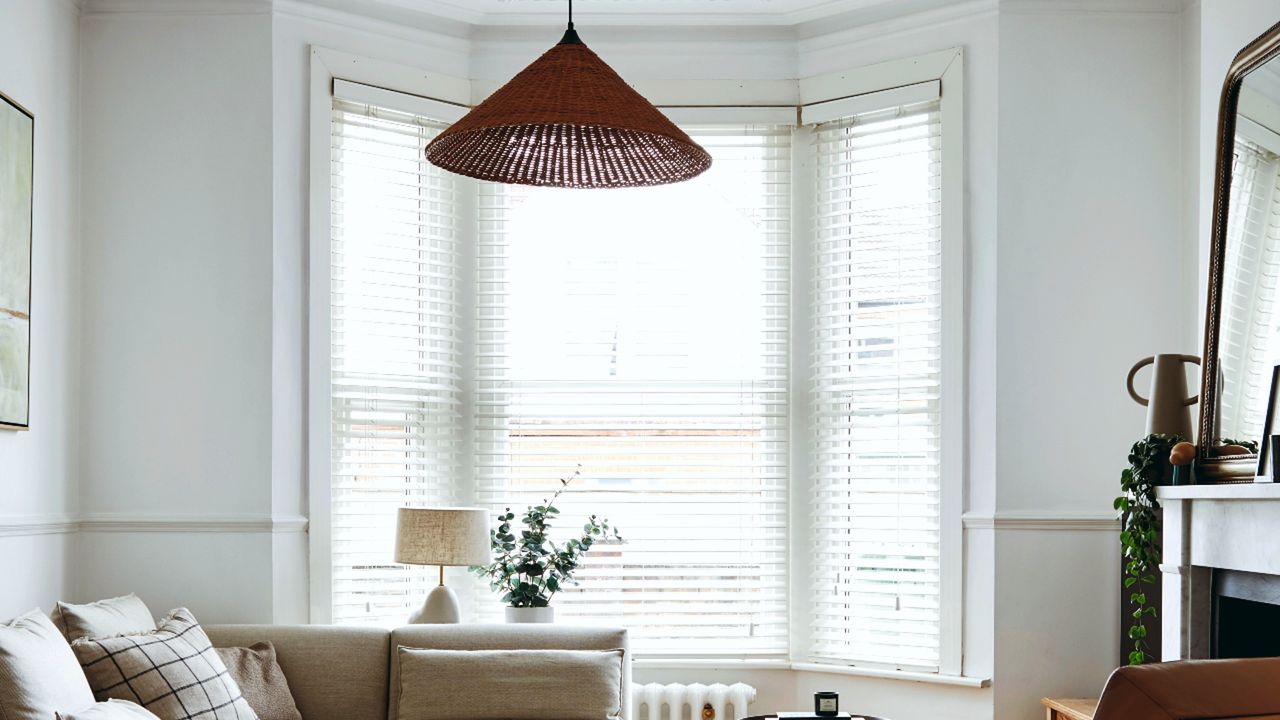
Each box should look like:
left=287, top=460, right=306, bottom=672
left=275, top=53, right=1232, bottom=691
left=317, top=57, right=961, bottom=673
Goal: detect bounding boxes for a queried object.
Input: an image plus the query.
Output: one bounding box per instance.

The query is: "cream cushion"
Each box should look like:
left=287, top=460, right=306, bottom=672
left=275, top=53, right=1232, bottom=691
left=53, top=594, right=156, bottom=642
left=388, top=625, right=631, bottom=720
left=57, top=700, right=163, bottom=719
left=0, top=609, right=97, bottom=720
left=395, top=647, right=625, bottom=720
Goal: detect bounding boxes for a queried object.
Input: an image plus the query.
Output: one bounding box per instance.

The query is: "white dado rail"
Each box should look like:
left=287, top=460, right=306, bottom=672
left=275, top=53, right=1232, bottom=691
left=1157, top=483, right=1280, bottom=660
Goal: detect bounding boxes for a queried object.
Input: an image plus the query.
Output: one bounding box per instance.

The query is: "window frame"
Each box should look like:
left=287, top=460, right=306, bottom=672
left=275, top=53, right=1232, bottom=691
left=307, top=44, right=966, bottom=679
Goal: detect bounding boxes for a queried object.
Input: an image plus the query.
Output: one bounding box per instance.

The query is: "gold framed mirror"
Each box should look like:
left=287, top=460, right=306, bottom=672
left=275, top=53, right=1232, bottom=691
left=1199, top=21, right=1280, bottom=483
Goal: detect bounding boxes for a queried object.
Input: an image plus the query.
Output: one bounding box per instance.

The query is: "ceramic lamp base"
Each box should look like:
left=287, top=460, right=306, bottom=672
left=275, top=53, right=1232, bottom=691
left=409, top=583, right=460, bottom=624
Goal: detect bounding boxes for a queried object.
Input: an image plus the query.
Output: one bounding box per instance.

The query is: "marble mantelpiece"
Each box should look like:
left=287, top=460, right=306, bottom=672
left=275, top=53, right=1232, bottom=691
left=1156, top=483, right=1280, bottom=660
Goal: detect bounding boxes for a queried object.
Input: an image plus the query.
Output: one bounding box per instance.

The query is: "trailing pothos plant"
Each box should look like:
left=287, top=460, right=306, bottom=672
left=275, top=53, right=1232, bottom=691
left=1115, top=433, right=1180, bottom=665
left=471, top=468, right=622, bottom=608
left=1115, top=435, right=1260, bottom=665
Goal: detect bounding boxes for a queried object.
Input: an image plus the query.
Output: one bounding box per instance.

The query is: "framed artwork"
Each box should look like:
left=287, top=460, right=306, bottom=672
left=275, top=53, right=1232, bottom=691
left=0, top=90, right=32, bottom=430
left=1256, top=363, right=1280, bottom=482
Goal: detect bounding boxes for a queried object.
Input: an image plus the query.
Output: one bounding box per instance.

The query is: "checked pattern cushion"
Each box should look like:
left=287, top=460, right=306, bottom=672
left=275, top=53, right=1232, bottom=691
left=71, top=608, right=258, bottom=720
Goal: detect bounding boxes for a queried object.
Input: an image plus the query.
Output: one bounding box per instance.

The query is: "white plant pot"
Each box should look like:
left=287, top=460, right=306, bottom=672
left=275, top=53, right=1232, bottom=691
left=505, top=606, right=554, bottom=623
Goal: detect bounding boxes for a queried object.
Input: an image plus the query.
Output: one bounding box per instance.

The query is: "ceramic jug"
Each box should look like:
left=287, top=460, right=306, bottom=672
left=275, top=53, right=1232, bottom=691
left=1126, top=354, right=1201, bottom=440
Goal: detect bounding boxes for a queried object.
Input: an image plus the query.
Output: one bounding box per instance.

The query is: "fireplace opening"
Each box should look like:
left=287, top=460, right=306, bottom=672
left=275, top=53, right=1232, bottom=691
left=1212, top=569, right=1280, bottom=659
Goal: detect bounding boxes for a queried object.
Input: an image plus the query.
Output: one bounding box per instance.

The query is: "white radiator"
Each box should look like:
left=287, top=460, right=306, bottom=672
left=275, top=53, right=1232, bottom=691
left=633, top=682, right=757, bottom=720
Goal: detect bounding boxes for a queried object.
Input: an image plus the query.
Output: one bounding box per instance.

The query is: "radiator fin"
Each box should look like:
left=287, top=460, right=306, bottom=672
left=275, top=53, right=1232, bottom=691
left=633, top=682, right=757, bottom=720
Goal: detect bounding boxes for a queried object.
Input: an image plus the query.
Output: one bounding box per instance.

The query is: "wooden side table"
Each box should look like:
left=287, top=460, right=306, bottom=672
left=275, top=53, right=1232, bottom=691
left=1041, top=697, right=1097, bottom=720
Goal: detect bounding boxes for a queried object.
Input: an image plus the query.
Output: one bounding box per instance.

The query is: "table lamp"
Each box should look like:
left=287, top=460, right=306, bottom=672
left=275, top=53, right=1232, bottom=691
left=394, top=507, right=491, bottom=623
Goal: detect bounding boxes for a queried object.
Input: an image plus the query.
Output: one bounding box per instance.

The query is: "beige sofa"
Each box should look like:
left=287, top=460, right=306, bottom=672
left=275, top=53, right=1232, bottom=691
left=204, top=624, right=631, bottom=720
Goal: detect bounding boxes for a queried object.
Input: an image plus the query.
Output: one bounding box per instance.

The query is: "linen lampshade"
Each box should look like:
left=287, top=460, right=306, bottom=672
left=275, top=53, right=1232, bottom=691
left=394, top=508, right=491, bottom=567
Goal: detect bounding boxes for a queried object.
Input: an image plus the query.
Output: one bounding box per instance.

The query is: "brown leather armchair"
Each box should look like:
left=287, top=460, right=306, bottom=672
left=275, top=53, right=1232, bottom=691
left=1094, top=658, right=1280, bottom=719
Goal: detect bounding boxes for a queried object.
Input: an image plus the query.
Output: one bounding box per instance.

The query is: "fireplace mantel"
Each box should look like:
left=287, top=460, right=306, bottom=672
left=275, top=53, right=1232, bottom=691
left=1157, top=483, right=1280, bottom=660
left=1157, top=484, right=1280, bottom=500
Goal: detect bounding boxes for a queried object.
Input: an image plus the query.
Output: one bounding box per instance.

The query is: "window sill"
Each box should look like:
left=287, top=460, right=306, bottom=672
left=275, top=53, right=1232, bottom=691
left=632, top=659, right=990, bottom=688
left=789, top=662, right=990, bottom=688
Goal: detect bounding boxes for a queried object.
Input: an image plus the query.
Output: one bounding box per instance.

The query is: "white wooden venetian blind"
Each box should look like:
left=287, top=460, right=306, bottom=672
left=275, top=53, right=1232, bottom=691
left=474, top=125, right=791, bottom=656
left=330, top=99, right=462, bottom=625
left=808, top=97, right=944, bottom=670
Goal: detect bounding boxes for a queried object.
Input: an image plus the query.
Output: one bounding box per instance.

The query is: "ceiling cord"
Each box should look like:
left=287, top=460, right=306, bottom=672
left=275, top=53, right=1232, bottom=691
left=560, top=0, right=582, bottom=44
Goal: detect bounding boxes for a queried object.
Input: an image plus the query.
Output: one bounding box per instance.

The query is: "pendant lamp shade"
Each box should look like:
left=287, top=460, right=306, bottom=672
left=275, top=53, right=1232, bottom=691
left=424, top=32, right=712, bottom=189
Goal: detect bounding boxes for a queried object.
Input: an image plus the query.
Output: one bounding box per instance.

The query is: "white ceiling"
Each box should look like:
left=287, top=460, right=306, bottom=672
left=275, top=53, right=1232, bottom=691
left=332, top=0, right=963, bottom=27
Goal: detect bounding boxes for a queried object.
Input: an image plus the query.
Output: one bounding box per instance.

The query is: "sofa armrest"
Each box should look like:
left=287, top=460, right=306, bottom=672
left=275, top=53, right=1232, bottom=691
left=1094, top=658, right=1280, bottom=720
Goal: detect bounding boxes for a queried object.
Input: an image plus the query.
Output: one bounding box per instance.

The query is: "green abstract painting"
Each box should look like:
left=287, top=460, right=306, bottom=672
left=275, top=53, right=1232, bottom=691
left=0, top=92, right=32, bottom=429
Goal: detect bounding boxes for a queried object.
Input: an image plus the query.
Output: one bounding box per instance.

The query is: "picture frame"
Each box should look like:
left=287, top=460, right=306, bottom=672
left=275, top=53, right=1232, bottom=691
left=0, top=89, right=33, bottom=430
left=1255, top=363, right=1280, bottom=482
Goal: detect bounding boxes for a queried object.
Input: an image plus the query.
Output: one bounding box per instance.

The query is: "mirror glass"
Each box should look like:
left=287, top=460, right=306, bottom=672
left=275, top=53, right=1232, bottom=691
left=1216, top=54, right=1280, bottom=450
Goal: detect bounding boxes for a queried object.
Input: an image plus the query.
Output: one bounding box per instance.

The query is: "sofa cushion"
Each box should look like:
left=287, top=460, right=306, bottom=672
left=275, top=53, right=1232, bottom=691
left=0, top=609, right=97, bottom=720
left=53, top=594, right=157, bottom=642
left=395, top=646, right=625, bottom=720
left=215, top=643, right=302, bottom=720
left=206, top=624, right=389, bottom=720
left=71, top=608, right=258, bottom=720
left=57, top=700, right=162, bottom=720
left=388, top=624, right=631, bottom=720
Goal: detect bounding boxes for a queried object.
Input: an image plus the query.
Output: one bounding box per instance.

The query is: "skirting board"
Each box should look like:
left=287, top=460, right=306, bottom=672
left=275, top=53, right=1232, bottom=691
left=0, top=515, right=309, bottom=536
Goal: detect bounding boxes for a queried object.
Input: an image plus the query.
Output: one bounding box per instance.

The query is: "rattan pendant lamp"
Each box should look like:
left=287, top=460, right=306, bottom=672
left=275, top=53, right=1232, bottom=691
left=423, top=0, right=712, bottom=189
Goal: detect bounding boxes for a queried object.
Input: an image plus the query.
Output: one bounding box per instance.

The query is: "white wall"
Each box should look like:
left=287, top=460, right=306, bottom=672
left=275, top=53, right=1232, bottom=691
left=0, top=0, right=81, bottom=620
left=1182, top=3, right=1202, bottom=347
left=470, top=25, right=796, bottom=83
left=76, top=7, right=281, bottom=622
left=992, top=4, right=1188, bottom=719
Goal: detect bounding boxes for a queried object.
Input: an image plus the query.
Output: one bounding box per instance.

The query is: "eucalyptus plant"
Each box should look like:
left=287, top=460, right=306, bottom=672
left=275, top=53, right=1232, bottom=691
left=471, top=469, right=622, bottom=608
